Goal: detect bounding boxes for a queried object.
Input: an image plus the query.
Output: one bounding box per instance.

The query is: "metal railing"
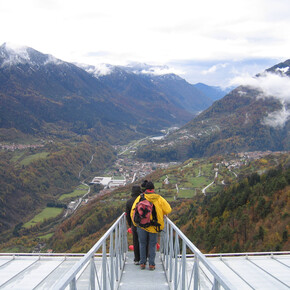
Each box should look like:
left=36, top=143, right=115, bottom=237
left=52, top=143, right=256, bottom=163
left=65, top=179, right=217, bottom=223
left=160, top=217, right=236, bottom=290
left=54, top=213, right=127, bottom=290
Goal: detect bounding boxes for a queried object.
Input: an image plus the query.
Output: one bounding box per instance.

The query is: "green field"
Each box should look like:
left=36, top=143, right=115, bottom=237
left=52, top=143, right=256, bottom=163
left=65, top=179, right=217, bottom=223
left=38, top=233, right=54, bottom=240
left=24, top=207, right=63, bottom=228
left=58, top=184, right=88, bottom=201
left=154, top=181, right=163, bottom=189
left=178, top=188, right=196, bottom=198
left=10, top=151, right=26, bottom=163
left=20, top=152, right=49, bottom=166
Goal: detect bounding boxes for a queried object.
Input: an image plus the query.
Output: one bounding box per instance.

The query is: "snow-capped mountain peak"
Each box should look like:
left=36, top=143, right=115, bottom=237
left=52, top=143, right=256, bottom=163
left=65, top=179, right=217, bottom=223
left=77, top=61, right=183, bottom=81
left=0, top=42, right=64, bottom=67
left=124, top=62, right=181, bottom=77
left=0, top=42, right=30, bottom=66
left=75, top=62, right=113, bottom=78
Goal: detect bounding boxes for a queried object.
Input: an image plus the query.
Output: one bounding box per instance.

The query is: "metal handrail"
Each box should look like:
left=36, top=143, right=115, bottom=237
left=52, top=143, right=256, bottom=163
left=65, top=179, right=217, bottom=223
left=54, top=213, right=127, bottom=290
left=160, top=217, right=236, bottom=290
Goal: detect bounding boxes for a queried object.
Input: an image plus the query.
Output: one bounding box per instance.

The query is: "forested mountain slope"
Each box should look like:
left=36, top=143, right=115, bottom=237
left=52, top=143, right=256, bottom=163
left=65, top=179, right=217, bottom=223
left=0, top=141, right=115, bottom=234
left=50, top=153, right=289, bottom=253
left=172, top=157, right=290, bottom=253
left=0, top=43, right=215, bottom=144
left=2, top=152, right=288, bottom=254
left=136, top=60, right=290, bottom=161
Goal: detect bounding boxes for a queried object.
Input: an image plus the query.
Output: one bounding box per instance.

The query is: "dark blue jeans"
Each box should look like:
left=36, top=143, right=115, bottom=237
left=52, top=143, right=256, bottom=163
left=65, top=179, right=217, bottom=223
left=137, top=227, right=157, bottom=266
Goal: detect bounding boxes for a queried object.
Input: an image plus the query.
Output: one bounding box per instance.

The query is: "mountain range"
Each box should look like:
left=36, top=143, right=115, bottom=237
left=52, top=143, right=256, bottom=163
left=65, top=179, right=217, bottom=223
left=193, top=82, right=233, bottom=102
left=137, top=60, right=290, bottom=161
left=0, top=42, right=289, bottom=250
left=0, top=43, right=225, bottom=144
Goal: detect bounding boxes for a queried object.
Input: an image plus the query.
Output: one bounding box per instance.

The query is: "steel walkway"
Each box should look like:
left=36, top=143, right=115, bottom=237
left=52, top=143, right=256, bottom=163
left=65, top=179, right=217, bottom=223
left=118, top=252, right=169, bottom=289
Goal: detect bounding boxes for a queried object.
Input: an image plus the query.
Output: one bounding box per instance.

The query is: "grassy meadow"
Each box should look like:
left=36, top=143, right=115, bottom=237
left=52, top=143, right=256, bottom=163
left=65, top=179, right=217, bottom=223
left=24, top=207, right=63, bottom=228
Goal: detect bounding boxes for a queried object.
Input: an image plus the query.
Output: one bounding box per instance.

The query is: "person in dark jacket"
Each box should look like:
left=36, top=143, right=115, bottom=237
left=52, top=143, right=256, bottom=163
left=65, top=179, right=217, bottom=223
left=126, top=185, right=142, bottom=264
left=141, top=180, right=148, bottom=192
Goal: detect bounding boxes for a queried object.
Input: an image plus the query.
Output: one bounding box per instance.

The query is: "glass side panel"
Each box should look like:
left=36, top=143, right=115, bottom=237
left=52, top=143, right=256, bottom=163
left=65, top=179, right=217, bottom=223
left=223, top=257, right=289, bottom=290
left=35, top=257, right=81, bottom=289
left=209, top=258, right=252, bottom=289
left=76, top=260, right=91, bottom=289
left=276, top=256, right=290, bottom=267
left=250, top=256, right=290, bottom=286
left=0, top=257, right=38, bottom=287
left=3, top=258, right=64, bottom=289
left=197, top=261, right=215, bottom=289
left=0, top=258, right=13, bottom=268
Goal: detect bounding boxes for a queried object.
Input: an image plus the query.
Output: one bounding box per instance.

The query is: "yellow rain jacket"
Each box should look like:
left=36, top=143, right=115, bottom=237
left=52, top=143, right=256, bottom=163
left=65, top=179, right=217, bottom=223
left=130, top=191, right=172, bottom=233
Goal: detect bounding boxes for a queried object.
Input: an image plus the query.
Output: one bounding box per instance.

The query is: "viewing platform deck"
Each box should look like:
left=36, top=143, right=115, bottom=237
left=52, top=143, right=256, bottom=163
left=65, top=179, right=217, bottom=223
left=0, top=214, right=289, bottom=289
left=0, top=251, right=289, bottom=289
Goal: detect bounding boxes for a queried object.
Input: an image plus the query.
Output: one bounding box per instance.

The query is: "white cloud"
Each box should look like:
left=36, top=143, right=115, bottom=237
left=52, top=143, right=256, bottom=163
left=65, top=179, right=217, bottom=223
left=202, top=63, right=228, bottom=75
left=140, top=66, right=184, bottom=77
left=230, top=72, right=290, bottom=127
left=230, top=72, right=290, bottom=103
left=202, top=65, right=218, bottom=75
left=0, top=0, right=290, bottom=86
left=262, top=102, right=290, bottom=128
left=75, top=63, right=113, bottom=77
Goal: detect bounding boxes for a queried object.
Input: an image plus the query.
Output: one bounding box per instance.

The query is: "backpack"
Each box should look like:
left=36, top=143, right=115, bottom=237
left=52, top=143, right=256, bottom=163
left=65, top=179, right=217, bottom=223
left=133, top=194, right=161, bottom=232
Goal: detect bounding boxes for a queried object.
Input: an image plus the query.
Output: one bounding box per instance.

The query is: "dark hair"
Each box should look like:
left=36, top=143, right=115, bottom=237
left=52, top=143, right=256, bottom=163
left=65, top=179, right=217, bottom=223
left=131, top=185, right=142, bottom=196
left=141, top=180, right=148, bottom=192
left=146, top=181, right=154, bottom=190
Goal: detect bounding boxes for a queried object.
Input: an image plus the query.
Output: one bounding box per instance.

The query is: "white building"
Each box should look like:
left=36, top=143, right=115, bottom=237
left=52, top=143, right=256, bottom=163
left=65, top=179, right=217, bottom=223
left=90, top=176, right=126, bottom=189
left=90, top=177, right=112, bottom=187
left=108, top=179, right=126, bottom=188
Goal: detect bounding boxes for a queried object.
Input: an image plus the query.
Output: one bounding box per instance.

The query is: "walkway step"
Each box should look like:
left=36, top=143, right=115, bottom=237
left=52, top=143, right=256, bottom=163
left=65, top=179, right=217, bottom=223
left=118, top=252, right=169, bottom=289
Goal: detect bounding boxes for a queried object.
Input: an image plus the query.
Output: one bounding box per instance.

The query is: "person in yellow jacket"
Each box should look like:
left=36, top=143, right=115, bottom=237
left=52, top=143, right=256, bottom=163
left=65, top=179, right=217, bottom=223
left=130, top=181, right=171, bottom=270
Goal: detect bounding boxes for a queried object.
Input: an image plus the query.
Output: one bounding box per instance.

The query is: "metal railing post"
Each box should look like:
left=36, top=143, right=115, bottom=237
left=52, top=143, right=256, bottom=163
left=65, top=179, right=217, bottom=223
left=181, top=240, right=186, bottom=290
left=123, top=216, right=128, bottom=254
left=169, top=225, right=174, bottom=282
left=212, top=278, right=220, bottom=290
left=193, top=255, right=199, bottom=290
left=118, top=222, right=122, bottom=269
left=174, top=232, right=179, bottom=289
left=115, top=224, right=119, bottom=281
left=110, top=232, right=114, bottom=290
left=160, top=229, right=164, bottom=255
left=90, top=256, right=95, bottom=290
left=70, top=277, right=76, bottom=290
left=102, top=241, right=107, bottom=290
left=166, top=220, right=169, bottom=270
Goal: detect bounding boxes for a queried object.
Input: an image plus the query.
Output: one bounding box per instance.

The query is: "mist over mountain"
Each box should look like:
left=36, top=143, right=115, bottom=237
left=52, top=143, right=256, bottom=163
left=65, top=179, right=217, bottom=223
left=0, top=43, right=221, bottom=143
left=137, top=60, right=290, bottom=161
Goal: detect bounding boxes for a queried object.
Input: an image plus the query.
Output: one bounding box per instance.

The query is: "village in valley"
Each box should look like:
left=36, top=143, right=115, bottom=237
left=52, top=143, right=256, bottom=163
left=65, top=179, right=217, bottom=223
left=1, top=137, right=287, bottom=219
left=86, top=149, right=287, bottom=203
left=3, top=137, right=286, bottom=254
left=89, top=156, right=178, bottom=195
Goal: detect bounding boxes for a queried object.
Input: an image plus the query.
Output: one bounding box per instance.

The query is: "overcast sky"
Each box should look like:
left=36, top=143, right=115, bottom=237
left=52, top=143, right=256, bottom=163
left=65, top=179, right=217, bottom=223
left=0, top=0, right=289, bottom=87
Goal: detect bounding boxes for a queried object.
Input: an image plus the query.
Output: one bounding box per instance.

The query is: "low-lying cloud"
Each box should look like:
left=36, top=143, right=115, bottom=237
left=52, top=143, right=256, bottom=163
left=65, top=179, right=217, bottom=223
left=230, top=72, right=290, bottom=128
left=261, top=103, right=290, bottom=128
